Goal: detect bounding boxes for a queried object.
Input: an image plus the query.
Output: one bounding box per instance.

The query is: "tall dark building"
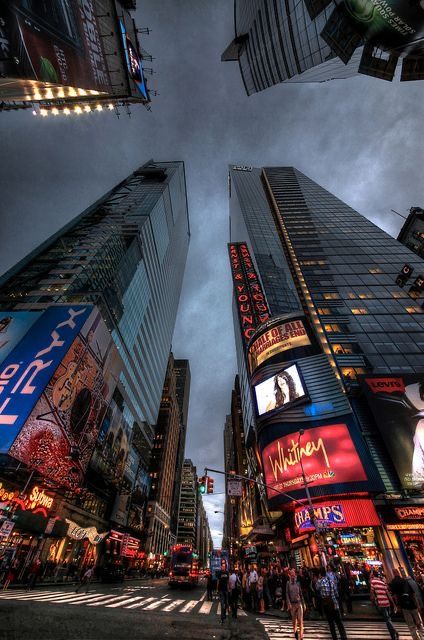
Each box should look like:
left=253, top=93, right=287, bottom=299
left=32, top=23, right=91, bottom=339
left=0, top=160, right=189, bottom=578
left=222, top=1, right=424, bottom=95
left=177, top=459, right=198, bottom=547
left=170, top=359, right=191, bottom=536
left=229, top=165, right=424, bottom=575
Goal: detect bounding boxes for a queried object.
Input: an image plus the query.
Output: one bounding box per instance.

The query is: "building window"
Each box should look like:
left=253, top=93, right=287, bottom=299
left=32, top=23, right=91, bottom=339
left=368, top=268, right=383, bottom=274
left=405, top=306, right=422, bottom=314
left=341, top=367, right=366, bottom=381
left=324, top=323, right=342, bottom=333
left=317, top=308, right=332, bottom=315
left=332, top=343, right=357, bottom=355
left=323, top=293, right=340, bottom=300
left=351, top=308, right=368, bottom=315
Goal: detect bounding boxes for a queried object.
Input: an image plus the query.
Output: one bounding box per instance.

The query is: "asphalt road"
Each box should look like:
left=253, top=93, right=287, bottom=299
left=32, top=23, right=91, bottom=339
left=0, top=579, right=267, bottom=640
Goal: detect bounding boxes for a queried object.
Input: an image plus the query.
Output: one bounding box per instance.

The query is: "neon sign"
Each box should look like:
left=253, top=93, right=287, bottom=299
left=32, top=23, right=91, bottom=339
left=0, top=482, right=54, bottom=517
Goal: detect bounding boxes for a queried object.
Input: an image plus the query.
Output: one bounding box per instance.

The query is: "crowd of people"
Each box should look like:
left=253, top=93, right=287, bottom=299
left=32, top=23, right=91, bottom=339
left=207, top=561, right=424, bottom=640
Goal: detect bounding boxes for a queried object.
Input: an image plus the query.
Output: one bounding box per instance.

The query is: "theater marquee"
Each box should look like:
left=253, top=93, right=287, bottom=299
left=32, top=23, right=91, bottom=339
left=248, top=318, right=310, bottom=373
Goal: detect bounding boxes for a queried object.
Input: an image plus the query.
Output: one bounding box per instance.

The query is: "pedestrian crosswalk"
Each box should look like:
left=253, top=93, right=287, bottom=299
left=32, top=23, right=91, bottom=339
left=0, top=589, right=247, bottom=618
left=258, top=617, right=411, bottom=639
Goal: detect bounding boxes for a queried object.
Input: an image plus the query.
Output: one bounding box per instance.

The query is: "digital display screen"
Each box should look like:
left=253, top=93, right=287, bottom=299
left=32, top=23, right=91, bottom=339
left=254, top=363, right=307, bottom=416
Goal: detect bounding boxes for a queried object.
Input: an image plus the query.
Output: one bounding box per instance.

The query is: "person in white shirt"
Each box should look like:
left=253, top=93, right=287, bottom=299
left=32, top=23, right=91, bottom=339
left=248, top=565, right=259, bottom=611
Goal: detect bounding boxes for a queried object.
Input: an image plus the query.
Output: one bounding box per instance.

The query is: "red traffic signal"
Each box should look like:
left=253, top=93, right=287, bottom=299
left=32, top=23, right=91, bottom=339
left=207, top=476, right=214, bottom=494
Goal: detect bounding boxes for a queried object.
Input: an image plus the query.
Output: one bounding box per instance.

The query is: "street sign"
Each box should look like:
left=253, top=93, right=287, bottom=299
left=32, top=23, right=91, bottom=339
left=227, top=479, right=242, bottom=496
left=0, top=519, right=14, bottom=538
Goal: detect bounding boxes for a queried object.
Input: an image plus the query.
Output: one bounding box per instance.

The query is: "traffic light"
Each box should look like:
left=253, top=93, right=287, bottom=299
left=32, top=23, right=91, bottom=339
left=207, top=477, right=214, bottom=494
left=198, top=477, right=206, bottom=495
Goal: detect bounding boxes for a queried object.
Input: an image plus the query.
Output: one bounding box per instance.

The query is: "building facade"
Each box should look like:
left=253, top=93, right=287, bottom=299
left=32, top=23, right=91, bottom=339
left=145, top=353, right=183, bottom=561
left=176, top=459, right=198, bottom=547
left=170, top=359, right=191, bottom=537
left=0, top=160, right=190, bottom=581
left=196, top=498, right=213, bottom=568
left=229, top=164, right=424, bottom=576
left=0, top=0, right=152, bottom=115
left=222, top=1, right=424, bottom=96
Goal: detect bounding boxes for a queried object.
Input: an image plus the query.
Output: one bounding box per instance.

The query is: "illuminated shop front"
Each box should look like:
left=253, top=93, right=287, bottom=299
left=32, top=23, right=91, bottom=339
left=289, top=499, right=383, bottom=589
left=378, top=505, right=424, bottom=578
left=105, top=530, right=145, bottom=571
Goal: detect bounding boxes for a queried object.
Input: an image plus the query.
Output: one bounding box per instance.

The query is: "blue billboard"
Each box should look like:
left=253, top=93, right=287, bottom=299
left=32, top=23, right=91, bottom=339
left=0, top=311, right=42, bottom=366
left=0, top=305, right=92, bottom=453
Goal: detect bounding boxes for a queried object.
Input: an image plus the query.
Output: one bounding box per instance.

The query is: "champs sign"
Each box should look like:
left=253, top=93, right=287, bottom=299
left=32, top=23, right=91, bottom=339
left=248, top=319, right=310, bottom=373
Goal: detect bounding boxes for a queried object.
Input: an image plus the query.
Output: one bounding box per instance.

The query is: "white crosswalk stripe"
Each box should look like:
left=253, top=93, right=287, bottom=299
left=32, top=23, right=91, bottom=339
left=258, top=617, right=412, bottom=639
left=0, top=589, right=249, bottom=617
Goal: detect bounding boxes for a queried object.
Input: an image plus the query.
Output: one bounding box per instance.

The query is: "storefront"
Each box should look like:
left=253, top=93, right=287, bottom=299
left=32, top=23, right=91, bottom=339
left=106, top=530, right=145, bottom=574
left=289, top=498, right=383, bottom=590
left=377, top=504, right=424, bottom=579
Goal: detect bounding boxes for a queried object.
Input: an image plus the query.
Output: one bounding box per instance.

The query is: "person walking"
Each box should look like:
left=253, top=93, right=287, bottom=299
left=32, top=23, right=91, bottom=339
left=317, top=567, right=347, bottom=640
left=228, top=568, right=240, bottom=619
left=26, top=558, right=41, bottom=591
left=258, top=569, right=266, bottom=614
left=286, top=568, right=305, bottom=640
left=370, top=571, right=399, bottom=640
left=216, top=559, right=230, bottom=624
left=390, top=568, right=424, bottom=640
left=248, top=564, right=259, bottom=612
left=75, top=566, right=94, bottom=594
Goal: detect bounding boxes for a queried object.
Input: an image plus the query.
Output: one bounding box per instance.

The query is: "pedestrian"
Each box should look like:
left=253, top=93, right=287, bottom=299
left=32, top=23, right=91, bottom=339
left=390, top=568, right=424, bottom=640
left=3, top=565, right=15, bottom=591
left=317, top=566, right=347, bottom=640
left=75, top=566, right=94, bottom=594
left=286, top=568, right=305, bottom=640
left=228, top=568, right=240, bottom=619
left=258, top=569, right=265, bottom=614
left=26, top=558, right=41, bottom=591
left=248, top=564, right=259, bottom=611
left=242, top=569, right=250, bottom=610
left=206, top=570, right=214, bottom=601
left=216, top=559, right=230, bottom=624
left=370, top=570, right=399, bottom=640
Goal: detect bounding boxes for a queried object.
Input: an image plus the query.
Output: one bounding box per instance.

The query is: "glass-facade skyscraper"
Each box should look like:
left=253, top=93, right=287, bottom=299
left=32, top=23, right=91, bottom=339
left=0, top=160, right=190, bottom=472
left=222, top=1, right=424, bottom=95
left=229, top=165, right=424, bottom=573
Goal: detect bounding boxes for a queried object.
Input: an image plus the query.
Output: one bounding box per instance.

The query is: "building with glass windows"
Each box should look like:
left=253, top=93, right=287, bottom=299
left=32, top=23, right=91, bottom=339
left=170, top=359, right=191, bottom=536
left=229, top=165, right=424, bottom=574
left=176, top=459, right=198, bottom=547
left=0, top=160, right=190, bottom=577
left=222, top=1, right=424, bottom=95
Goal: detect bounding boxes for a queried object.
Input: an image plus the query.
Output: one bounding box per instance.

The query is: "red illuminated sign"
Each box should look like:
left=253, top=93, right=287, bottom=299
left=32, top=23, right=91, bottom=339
left=0, top=481, right=54, bottom=518
left=228, top=243, right=270, bottom=348
left=365, top=377, right=405, bottom=394
left=262, top=423, right=367, bottom=498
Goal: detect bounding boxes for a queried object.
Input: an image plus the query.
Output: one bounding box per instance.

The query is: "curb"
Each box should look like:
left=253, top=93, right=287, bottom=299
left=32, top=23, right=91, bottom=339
left=257, top=611, right=385, bottom=623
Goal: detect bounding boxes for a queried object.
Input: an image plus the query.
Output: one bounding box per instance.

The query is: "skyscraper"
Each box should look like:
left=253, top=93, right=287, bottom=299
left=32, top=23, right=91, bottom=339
left=170, top=359, right=191, bottom=537
left=0, top=160, right=190, bottom=576
left=177, top=459, right=198, bottom=547
left=229, top=164, right=424, bottom=573
left=0, top=0, right=152, bottom=115
left=222, top=1, right=424, bottom=95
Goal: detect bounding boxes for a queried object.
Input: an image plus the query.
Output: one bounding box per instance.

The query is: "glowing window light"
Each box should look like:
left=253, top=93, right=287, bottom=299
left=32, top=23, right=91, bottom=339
left=68, top=87, right=77, bottom=97
left=51, top=107, right=59, bottom=115
left=108, top=103, right=114, bottom=110
left=33, top=92, right=42, bottom=100
left=74, top=105, right=82, bottom=114
left=39, top=108, right=48, bottom=117
left=95, top=104, right=103, bottom=111
left=83, top=105, right=91, bottom=112
left=63, top=107, right=71, bottom=115
left=45, top=89, right=54, bottom=99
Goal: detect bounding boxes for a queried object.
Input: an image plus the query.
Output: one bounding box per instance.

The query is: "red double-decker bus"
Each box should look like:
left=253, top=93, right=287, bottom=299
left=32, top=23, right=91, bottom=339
left=168, top=545, right=199, bottom=587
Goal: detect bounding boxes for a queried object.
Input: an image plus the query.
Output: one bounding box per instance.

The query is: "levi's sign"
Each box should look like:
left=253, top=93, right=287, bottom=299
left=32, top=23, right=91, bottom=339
left=0, top=306, right=91, bottom=452
left=365, top=377, right=405, bottom=394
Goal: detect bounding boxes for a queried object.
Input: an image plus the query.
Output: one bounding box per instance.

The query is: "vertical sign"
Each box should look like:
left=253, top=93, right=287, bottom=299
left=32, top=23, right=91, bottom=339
left=228, top=243, right=270, bottom=349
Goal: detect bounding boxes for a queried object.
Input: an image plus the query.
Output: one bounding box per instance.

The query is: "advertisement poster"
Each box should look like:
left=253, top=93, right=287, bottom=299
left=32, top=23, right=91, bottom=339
left=361, top=374, right=424, bottom=488
left=261, top=423, right=367, bottom=499
left=0, top=305, right=92, bottom=452
left=8, top=308, right=122, bottom=489
left=1, top=1, right=110, bottom=92
left=248, top=319, right=310, bottom=373
left=119, top=19, right=149, bottom=100
left=0, top=311, right=41, bottom=366
left=254, top=363, right=307, bottom=416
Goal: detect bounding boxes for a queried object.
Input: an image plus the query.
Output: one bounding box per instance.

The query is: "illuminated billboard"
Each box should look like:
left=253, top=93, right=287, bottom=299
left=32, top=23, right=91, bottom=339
left=261, top=423, right=367, bottom=500
left=0, top=305, right=92, bottom=452
left=8, top=307, right=122, bottom=489
left=0, top=311, right=41, bottom=366
left=361, top=374, right=424, bottom=489
left=248, top=317, right=311, bottom=374
left=119, top=20, right=149, bottom=100
left=0, top=1, right=110, bottom=92
left=254, top=363, right=308, bottom=417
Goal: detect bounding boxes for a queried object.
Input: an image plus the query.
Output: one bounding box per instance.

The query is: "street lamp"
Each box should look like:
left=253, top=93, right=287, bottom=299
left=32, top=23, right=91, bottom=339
left=298, top=429, right=326, bottom=566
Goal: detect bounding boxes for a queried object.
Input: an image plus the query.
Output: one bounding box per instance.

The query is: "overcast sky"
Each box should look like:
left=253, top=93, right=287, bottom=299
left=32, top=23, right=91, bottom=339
left=0, top=1, right=422, bottom=546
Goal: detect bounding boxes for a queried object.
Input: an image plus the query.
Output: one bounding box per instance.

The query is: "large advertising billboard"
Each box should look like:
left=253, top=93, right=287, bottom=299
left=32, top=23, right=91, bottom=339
left=361, top=374, right=424, bottom=489
left=254, top=363, right=308, bottom=417
left=0, top=305, right=92, bottom=452
left=7, top=307, right=121, bottom=489
left=0, top=311, right=41, bottom=366
left=0, top=1, right=110, bottom=92
left=261, top=423, right=367, bottom=500
left=248, top=318, right=311, bottom=374
left=119, top=19, right=149, bottom=101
